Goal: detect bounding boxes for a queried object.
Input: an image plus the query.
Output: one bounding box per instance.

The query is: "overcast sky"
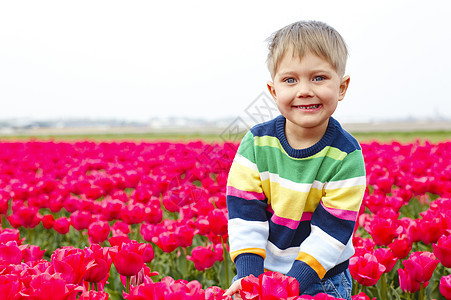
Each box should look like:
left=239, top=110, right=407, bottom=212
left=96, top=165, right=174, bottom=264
left=1, top=0, right=450, bottom=123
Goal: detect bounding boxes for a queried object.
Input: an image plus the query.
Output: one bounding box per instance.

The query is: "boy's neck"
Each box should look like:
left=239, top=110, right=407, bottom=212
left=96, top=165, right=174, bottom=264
left=284, top=119, right=329, bottom=150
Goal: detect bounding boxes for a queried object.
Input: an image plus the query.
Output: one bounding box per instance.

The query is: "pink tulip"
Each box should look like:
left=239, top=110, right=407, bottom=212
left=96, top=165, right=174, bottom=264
left=0, top=241, right=23, bottom=264
left=351, top=292, right=375, bottom=300
left=53, top=216, right=71, bottom=234
left=402, top=251, right=439, bottom=283
left=70, top=210, right=92, bottom=231
left=440, top=275, right=451, bottom=300
left=349, top=253, right=385, bottom=286
left=364, top=215, right=403, bottom=246
left=88, top=220, right=111, bottom=244
left=0, top=274, right=21, bottom=300
left=374, top=248, right=397, bottom=273
left=433, top=234, right=451, bottom=268
left=51, top=246, right=88, bottom=285
left=398, top=268, right=424, bottom=293
left=187, top=245, right=218, bottom=271
left=79, top=290, right=109, bottom=300
left=20, top=272, right=83, bottom=299
left=111, top=246, right=144, bottom=277
left=22, top=245, right=46, bottom=263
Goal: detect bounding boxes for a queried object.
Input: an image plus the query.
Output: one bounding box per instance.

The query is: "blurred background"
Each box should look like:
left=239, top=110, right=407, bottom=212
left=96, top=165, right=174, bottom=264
left=1, top=0, right=450, bottom=136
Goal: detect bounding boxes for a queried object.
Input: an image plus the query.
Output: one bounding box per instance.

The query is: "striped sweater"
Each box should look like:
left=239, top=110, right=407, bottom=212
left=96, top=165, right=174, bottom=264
left=226, top=115, right=366, bottom=293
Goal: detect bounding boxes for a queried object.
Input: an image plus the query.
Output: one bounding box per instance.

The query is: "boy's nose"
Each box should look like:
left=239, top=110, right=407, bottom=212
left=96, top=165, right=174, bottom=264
left=296, top=82, right=314, bottom=98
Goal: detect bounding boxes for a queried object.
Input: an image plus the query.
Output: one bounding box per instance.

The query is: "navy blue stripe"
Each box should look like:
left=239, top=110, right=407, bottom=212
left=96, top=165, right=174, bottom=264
left=267, top=216, right=311, bottom=250
left=311, top=204, right=355, bottom=244
left=227, top=195, right=268, bottom=221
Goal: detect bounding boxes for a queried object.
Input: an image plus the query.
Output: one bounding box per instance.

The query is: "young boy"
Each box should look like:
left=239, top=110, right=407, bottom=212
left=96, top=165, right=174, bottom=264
left=224, top=21, right=366, bottom=299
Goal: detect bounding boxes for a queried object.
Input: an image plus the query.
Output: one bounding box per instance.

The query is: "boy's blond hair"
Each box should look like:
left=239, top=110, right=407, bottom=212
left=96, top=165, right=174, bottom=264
left=266, top=20, right=348, bottom=78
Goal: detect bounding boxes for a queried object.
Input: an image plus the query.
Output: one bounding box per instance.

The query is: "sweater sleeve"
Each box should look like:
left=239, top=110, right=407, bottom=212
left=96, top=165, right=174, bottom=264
left=286, top=149, right=366, bottom=293
left=226, top=131, right=269, bottom=279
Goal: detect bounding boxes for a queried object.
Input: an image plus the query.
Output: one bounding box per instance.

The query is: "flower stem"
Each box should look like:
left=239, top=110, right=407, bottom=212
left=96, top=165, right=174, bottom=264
left=419, top=282, right=425, bottom=300
left=221, top=236, right=230, bottom=288
left=380, top=273, right=388, bottom=300
left=126, top=276, right=130, bottom=294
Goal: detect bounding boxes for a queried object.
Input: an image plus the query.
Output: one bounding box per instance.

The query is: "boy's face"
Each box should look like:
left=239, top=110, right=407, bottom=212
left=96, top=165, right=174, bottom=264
left=267, top=51, right=350, bottom=139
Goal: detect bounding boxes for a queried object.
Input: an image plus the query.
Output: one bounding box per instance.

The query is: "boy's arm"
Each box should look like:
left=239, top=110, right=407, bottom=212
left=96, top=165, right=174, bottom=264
left=227, top=131, right=268, bottom=279
left=286, top=149, right=366, bottom=293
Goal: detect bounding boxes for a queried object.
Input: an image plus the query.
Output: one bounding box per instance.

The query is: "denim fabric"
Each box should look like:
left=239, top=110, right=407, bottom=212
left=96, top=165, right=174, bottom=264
left=301, top=269, right=352, bottom=300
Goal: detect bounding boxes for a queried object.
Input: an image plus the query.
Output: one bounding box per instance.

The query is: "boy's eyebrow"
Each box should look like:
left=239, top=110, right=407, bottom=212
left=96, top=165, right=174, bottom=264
left=277, top=68, right=334, bottom=76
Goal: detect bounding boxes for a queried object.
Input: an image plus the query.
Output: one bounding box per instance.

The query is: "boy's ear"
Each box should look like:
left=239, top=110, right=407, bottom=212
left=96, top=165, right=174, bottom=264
left=338, top=75, right=350, bottom=101
left=267, top=81, right=277, bottom=102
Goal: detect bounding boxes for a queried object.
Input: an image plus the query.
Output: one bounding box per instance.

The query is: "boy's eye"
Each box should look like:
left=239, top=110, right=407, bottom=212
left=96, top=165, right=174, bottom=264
left=284, top=78, right=296, bottom=84
left=313, top=76, right=326, bottom=82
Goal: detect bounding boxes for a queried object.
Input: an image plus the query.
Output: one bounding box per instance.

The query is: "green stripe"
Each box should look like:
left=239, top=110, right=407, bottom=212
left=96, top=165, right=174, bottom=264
left=252, top=136, right=364, bottom=183
left=237, top=131, right=256, bottom=164
left=254, top=136, right=347, bottom=161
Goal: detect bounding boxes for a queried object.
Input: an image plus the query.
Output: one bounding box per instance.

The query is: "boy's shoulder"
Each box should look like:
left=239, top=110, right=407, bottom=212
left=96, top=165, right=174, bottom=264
left=329, top=118, right=362, bottom=153
left=249, top=114, right=283, bottom=138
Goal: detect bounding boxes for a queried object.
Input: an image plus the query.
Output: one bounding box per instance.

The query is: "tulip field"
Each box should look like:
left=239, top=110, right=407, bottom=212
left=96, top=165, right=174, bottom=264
left=0, top=136, right=450, bottom=299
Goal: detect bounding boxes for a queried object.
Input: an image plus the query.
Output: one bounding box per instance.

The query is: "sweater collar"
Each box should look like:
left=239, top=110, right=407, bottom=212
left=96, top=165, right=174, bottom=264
left=275, top=115, right=337, bottom=158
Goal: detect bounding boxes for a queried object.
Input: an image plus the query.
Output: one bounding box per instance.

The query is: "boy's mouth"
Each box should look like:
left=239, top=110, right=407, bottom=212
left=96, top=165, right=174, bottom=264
left=293, top=104, right=322, bottom=110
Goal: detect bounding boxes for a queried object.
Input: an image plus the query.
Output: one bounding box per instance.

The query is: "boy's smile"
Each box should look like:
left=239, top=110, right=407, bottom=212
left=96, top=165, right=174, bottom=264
left=267, top=51, right=350, bottom=148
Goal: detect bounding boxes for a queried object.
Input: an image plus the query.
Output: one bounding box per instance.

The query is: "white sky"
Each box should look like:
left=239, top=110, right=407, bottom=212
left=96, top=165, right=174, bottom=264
left=1, top=0, right=450, bottom=123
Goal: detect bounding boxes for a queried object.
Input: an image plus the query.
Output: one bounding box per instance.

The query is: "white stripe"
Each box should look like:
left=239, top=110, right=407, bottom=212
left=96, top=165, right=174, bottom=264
left=324, top=176, right=366, bottom=190
left=228, top=218, right=269, bottom=252
left=266, top=241, right=300, bottom=257
left=302, top=225, right=346, bottom=252
left=259, top=172, right=324, bottom=192
left=234, top=153, right=258, bottom=172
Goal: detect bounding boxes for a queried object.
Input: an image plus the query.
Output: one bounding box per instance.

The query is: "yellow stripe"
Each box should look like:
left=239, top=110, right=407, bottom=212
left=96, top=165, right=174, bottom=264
left=254, top=136, right=347, bottom=161
left=323, top=185, right=365, bottom=211
left=262, top=179, right=322, bottom=219
left=227, top=163, right=263, bottom=194
left=230, top=248, right=266, bottom=262
left=296, top=251, right=327, bottom=278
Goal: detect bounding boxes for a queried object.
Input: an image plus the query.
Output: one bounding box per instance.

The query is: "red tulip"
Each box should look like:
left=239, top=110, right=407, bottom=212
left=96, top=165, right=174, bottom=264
left=70, top=210, right=92, bottom=231
left=440, top=275, right=451, bottom=300
left=41, top=214, right=55, bottom=229
left=205, top=286, right=232, bottom=299
left=259, top=271, right=299, bottom=299
left=79, top=290, right=109, bottom=300
left=20, top=272, right=83, bottom=299
left=0, top=241, right=23, bottom=264
left=83, top=244, right=111, bottom=284
left=207, top=208, right=228, bottom=236
left=374, top=248, right=397, bottom=273
left=389, top=236, right=412, bottom=259
left=239, top=274, right=261, bottom=300
left=0, top=274, right=21, bottom=299
left=433, top=234, right=451, bottom=268
left=187, top=245, right=217, bottom=271
left=53, top=216, right=71, bottom=235
left=397, top=268, right=424, bottom=293
left=22, top=245, right=45, bottom=263
left=155, top=232, right=179, bottom=253
left=349, top=253, right=385, bottom=286
left=112, top=247, right=144, bottom=277
left=351, top=292, right=375, bottom=300
left=0, top=228, right=22, bottom=244
left=7, top=206, right=41, bottom=229
left=240, top=271, right=299, bottom=299
left=51, top=247, right=88, bottom=285
left=364, top=215, right=402, bottom=246
left=402, top=251, right=439, bottom=283
left=121, top=202, right=146, bottom=225
left=88, top=220, right=111, bottom=244
left=418, top=216, right=447, bottom=244
left=174, top=223, right=195, bottom=248
left=0, top=189, right=10, bottom=215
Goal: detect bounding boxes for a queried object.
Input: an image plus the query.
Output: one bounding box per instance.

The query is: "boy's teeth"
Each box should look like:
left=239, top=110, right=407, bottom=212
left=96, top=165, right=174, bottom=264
left=298, top=105, right=319, bottom=109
